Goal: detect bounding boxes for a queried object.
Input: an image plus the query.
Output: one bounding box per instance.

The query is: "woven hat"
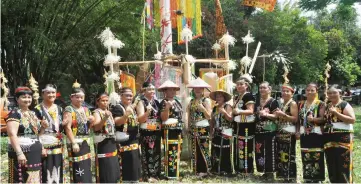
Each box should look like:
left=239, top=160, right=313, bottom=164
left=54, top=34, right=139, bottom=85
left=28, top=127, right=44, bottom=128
left=209, top=89, right=232, bottom=102
left=158, top=80, right=180, bottom=92
left=187, top=77, right=211, bottom=88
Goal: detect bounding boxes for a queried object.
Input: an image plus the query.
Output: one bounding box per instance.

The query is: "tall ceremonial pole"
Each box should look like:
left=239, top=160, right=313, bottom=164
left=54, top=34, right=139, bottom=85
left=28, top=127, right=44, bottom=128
left=160, top=0, right=173, bottom=55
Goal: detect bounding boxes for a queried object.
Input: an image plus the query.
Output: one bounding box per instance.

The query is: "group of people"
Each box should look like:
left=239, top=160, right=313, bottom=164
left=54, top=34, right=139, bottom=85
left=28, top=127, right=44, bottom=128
left=5, top=75, right=356, bottom=183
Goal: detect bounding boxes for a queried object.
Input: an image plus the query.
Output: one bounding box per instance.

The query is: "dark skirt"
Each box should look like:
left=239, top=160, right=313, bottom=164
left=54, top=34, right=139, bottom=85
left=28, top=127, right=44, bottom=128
left=211, top=131, right=234, bottom=175
left=42, top=145, right=63, bottom=183
left=191, top=126, right=211, bottom=174
left=300, top=133, right=325, bottom=182
left=163, top=128, right=182, bottom=179
left=118, top=139, right=141, bottom=182
left=95, top=138, right=121, bottom=183
left=140, top=130, right=162, bottom=180
left=255, top=132, right=277, bottom=173
left=276, top=132, right=296, bottom=180
left=8, top=141, right=42, bottom=183
left=67, top=140, right=92, bottom=183
left=324, top=132, right=353, bottom=183
left=234, top=122, right=255, bottom=174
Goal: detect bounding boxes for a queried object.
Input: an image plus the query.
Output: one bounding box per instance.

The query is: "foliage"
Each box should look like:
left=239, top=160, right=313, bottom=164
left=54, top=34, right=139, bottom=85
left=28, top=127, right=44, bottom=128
left=299, top=0, right=360, bottom=10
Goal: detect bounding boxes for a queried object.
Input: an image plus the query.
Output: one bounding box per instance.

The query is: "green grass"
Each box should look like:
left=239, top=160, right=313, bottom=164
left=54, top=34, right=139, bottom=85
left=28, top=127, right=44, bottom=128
left=1, top=106, right=360, bottom=183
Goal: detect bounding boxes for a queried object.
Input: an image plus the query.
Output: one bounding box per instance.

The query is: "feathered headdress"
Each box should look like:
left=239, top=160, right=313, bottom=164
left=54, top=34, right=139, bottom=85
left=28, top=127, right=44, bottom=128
left=72, top=79, right=81, bottom=88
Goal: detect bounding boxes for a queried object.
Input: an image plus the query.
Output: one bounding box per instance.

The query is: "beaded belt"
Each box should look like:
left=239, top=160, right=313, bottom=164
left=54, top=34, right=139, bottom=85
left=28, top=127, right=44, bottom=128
left=23, top=163, right=42, bottom=168
left=69, top=153, right=92, bottom=162
left=324, top=142, right=351, bottom=150
left=97, top=150, right=117, bottom=158
left=212, top=143, right=231, bottom=148
left=301, top=148, right=324, bottom=152
left=237, top=135, right=254, bottom=139
left=118, top=143, right=139, bottom=153
left=45, top=147, right=63, bottom=155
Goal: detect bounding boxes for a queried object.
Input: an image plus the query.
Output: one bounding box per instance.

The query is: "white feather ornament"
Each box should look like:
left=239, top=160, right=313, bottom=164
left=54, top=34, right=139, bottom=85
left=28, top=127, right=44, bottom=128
left=240, top=73, right=253, bottom=84
left=104, top=54, right=120, bottom=66
left=154, top=52, right=162, bottom=60
left=242, top=31, right=255, bottom=44
left=228, top=60, right=237, bottom=71
left=220, top=31, right=237, bottom=46
left=111, top=39, right=125, bottom=49
left=98, top=27, right=115, bottom=47
left=181, top=25, right=193, bottom=42
left=109, top=92, right=120, bottom=106
left=212, top=42, right=221, bottom=51
left=240, top=56, right=252, bottom=67
left=106, top=72, right=120, bottom=82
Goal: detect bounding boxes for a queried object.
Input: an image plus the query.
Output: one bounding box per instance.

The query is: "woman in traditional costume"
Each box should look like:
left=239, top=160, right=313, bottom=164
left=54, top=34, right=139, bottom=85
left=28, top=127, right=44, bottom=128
left=33, top=84, right=64, bottom=184
left=111, top=87, right=141, bottom=182
left=63, top=82, right=94, bottom=183
left=93, top=92, right=120, bottom=183
left=136, top=82, right=161, bottom=182
left=255, top=82, right=279, bottom=180
left=324, top=85, right=355, bottom=183
left=6, top=87, right=49, bottom=183
left=298, top=83, right=325, bottom=183
left=186, top=78, right=212, bottom=177
left=209, top=89, right=234, bottom=175
left=232, top=75, right=256, bottom=174
left=274, top=84, right=299, bottom=182
left=158, top=80, right=183, bottom=179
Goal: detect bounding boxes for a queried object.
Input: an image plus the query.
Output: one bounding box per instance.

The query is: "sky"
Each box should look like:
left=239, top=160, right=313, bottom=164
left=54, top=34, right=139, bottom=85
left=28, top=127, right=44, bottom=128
left=277, top=0, right=361, bottom=27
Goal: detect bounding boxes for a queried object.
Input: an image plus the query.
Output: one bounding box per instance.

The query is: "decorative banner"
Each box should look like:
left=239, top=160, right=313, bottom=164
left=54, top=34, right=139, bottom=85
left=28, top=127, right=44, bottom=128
left=199, top=68, right=225, bottom=97
left=242, top=0, right=277, bottom=12
left=120, top=72, right=136, bottom=95
left=154, top=64, right=183, bottom=99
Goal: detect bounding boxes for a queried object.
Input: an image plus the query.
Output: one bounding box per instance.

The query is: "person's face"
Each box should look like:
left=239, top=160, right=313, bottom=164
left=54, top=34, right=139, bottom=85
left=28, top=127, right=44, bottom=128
left=97, top=96, right=109, bottom=109
left=259, top=83, right=271, bottom=96
left=144, top=87, right=155, bottom=99
left=282, top=88, right=293, bottom=100
left=306, top=85, right=317, bottom=100
left=327, top=90, right=340, bottom=103
left=236, top=81, right=247, bottom=93
left=121, top=90, right=133, bottom=105
left=215, top=93, right=225, bottom=104
left=193, top=88, right=204, bottom=98
left=17, top=94, right=32, bottom=108
left=164, top=88, right=177, bottom=98
left=42, top=91, right=56, bottom=103
left=71, top=94, right=84, bottom=107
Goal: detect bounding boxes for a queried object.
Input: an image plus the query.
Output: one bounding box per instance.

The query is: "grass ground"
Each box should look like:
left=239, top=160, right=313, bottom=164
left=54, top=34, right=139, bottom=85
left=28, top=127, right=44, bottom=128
left=1, top=106, right=360, bottom=183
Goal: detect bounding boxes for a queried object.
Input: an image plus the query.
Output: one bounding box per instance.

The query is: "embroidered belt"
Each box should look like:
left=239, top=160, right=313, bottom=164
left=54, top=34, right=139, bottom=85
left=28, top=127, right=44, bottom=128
left=300, top=148, right=324, bottom=152
left=118, top=143, right=139, bottom=153
left=164, top=139, right=183, bottom=144
left=212, top=143, right=231, bottom=148
left=324, top=122, right=354, bottom=133
left=324, top=142, right=351, bottom=150
left=46, top=147, right=62, bottom=155
left=69, top=153, right=92, bottom=162
left=8, top=137, right=39, bottom=152
left=300, top=126, right=322, bottom=135
left=39, top=134, right=62, bottom=147
left=24, top=163, right=42, bottom=168
left=97, top=150, right=117, bottom=158
left=234, top=115, right=255, bottom=123
left=257, top=121, right=277, bottom=132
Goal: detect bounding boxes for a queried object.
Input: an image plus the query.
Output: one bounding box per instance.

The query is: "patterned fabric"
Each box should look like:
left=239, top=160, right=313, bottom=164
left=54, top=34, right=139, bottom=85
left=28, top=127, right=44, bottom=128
left=324, top=101, right=352, bottom=133
left=67, top=141, right=92, bottom=183
left=93, top=108, right=115, bottom=135
left=95, top=138, right=120, bottom=183
left=64, top=105, right=91, bottom=136
left=233, top=93, right=255, bottom=174
left=298, top=100, right=324, bottom=134
left=6, top=109, right=41, bottom=136
left=34, top=104, right=63, bottom=134
left=159, top=99, right=183, bottom=129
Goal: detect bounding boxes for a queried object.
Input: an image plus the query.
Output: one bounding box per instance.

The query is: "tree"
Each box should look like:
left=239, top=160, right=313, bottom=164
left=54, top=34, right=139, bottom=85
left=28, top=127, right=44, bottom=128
left=299, top=0, right=361, bottom=10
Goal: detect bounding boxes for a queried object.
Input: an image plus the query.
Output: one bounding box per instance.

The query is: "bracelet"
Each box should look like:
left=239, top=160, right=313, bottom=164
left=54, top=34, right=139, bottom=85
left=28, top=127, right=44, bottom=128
left=16, top=151, right=23, bottom=156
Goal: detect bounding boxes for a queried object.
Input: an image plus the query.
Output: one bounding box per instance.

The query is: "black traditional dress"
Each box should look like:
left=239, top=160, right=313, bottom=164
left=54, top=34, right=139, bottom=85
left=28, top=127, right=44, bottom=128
left=232, top=92, right=255, bottom=174
left=255, top=97, right=279, bottom=174
left=324, top=101, right=353, bottom=183
left=299, top=100, right=325, bottom=182
left=111, top=103, right=141, bottom=182
left=93, top=108, right=120, bottom=183
left=189, top=97, right=211, bottom=175
left=276, top=99, right=297, bottom=180
left=64, top=105, right=92, bottom=183
left=210, top=104, right=234, bottom=175
left=6, top=109, right=42, bottom=183
left=139, top=96, right=162, bottom=180
left=34, top=104, right=64, bottom=184
left=159, top=99, right=183, bottom=179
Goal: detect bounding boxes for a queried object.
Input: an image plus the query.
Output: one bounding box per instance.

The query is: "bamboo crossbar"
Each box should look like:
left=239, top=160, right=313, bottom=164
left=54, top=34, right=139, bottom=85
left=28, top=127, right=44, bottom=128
left=117, top=60, right=163, bottom=65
